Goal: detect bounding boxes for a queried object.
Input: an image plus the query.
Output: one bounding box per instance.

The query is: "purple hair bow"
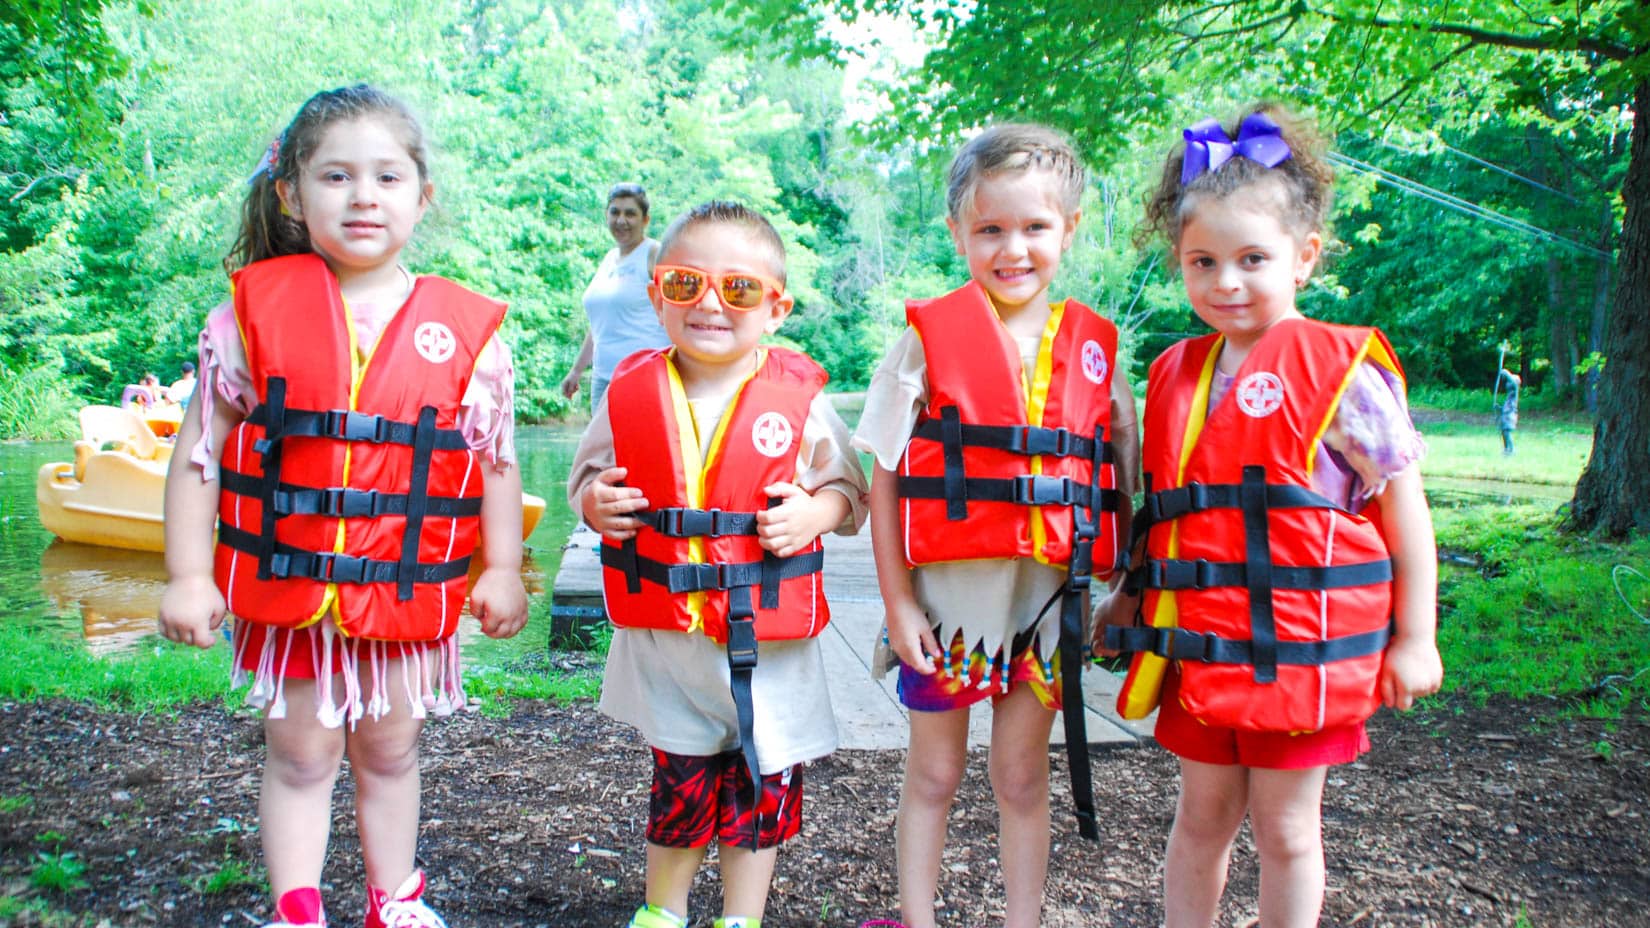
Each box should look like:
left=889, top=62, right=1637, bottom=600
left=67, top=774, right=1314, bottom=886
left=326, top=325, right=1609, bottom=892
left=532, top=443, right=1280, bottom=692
left=1180, top=112, right=1293, bottom=186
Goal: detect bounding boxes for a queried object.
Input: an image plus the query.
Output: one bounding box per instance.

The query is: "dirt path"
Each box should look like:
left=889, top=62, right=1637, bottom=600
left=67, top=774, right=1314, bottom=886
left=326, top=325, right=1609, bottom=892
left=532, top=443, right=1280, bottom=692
left=1, top=696, right=1646, bottom=927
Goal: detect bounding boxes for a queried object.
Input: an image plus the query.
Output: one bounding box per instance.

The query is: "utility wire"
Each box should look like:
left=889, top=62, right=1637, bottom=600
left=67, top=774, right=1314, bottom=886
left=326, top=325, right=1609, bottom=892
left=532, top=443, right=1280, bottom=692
left=1377, top=138, right=1583, bottom=205
left=1328, top=152, right=1610, bottom=260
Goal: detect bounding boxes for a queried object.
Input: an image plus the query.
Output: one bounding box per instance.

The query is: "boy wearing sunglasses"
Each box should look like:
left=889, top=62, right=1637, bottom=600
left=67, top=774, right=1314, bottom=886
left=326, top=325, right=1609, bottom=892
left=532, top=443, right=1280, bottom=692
left=568, top=201, right=868, bottom=928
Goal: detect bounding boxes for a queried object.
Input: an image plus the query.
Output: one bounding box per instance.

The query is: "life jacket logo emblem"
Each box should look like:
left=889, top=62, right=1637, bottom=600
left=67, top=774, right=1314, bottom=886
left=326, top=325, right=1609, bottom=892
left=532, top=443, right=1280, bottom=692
left=1081, top=340, right=1109, bottom=385
left=751, top=412, right=794, bottom=458
left=414, top=322, right=457, bottom=364
left=1236, top=371, right=1285, bottom=418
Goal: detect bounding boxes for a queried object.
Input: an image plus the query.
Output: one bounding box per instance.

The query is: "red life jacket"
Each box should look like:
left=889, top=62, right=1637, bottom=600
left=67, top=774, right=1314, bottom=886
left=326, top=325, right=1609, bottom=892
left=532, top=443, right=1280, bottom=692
left=214, top=253, right=506, bottom=642
left=898, top=281, right=1121, bottom=575
left=599, top=346, right=830, bottom=645
left=1112, top=318, right=1400, bottom=733
left=898, top=280, right=1121, bottom=841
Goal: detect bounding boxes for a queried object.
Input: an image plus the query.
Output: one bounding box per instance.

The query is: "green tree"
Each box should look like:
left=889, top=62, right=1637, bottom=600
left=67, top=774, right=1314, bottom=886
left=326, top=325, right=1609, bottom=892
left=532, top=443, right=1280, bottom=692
left=733, top=0, right=1650, bottom=536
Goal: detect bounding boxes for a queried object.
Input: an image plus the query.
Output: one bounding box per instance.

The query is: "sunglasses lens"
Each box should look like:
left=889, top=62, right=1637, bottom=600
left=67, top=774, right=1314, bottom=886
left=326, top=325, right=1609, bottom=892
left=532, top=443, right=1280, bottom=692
left=659, top=269, right=707, bottom=304
left=720, top=275, right=766, bottom=309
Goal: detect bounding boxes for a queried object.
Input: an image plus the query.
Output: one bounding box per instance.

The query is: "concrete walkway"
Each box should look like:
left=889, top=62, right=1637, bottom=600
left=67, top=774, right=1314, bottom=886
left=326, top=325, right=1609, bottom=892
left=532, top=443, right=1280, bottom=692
left=552, top=523, right=1153, bottom=750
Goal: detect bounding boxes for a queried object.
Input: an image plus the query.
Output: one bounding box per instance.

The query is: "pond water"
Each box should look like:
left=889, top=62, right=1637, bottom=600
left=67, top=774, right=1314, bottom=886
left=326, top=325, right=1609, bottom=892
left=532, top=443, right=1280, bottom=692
left=0, top=425, right=583, bottom=670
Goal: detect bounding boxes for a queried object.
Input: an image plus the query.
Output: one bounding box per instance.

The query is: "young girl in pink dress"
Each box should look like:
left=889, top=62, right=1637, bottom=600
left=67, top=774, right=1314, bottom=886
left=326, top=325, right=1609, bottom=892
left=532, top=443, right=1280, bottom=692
left=159, top=84, right=528, bottom=928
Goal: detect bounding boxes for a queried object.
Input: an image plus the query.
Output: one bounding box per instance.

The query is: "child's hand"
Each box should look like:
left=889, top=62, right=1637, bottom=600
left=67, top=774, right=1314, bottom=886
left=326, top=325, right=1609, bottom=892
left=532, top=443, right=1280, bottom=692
left=885, top=596, right=940, bottom=675
left=157, top=574, right=226, bottom=650
left=1379, top=634, right=1443, bottom=711
left=1090, top=589, right=1140, bottom=657
left=471, top=566, right=529, bottom=639
left=756, top=482, right=843, bottom=557
left=581, top=466, right=648, bottom=539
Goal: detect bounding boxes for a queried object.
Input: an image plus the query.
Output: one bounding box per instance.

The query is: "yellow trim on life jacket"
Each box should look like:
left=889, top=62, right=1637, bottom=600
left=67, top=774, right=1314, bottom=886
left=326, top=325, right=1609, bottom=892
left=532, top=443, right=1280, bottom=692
left=1026, top=300, right=1065, bottom=566
left=1118, top=337, right=1222, bottom=719
left=663, top=347, right=766, bottom=634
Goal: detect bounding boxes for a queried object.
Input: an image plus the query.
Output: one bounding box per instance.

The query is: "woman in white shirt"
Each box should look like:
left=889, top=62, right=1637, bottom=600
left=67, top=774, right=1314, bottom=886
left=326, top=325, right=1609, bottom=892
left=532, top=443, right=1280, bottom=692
left=559, top=183, right=671, bottom=411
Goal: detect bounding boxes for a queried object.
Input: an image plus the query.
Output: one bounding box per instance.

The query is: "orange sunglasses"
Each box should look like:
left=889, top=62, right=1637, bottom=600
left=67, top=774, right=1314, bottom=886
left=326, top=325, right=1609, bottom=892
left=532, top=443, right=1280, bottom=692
left=653, top=264, right=784, bottom=311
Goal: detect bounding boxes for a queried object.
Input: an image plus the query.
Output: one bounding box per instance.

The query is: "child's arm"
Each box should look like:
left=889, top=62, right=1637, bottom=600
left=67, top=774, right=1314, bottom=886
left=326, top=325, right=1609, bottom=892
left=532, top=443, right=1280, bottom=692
left=470, top=463, right=529, bottom=640
left=1374, top=465, right=1443, bottom=710
left=157, top=389, right=241, bottom=649
left=756, top=483, right=852, bottom=557
left=869, top=463, right=940, bottom=674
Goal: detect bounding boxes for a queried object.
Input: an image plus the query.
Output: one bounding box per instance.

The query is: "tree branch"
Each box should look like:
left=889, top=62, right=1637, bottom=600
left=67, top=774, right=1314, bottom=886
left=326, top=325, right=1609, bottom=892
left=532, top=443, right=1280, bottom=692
left=1332, top=10, right=1634, bottom=61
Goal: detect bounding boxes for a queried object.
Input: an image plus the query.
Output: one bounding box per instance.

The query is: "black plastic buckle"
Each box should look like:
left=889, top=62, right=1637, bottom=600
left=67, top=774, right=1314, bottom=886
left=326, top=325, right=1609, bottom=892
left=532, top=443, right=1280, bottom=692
left=1014, top=474, right=1073, bottom=506
left=1150, top=558, right=1217, bottom=590
left=316, top=552, right=370, bottom=584
left=339, top=489, right=380, bottom=518
left=1012, top=426, right=1073, bottom=457
left=667, top=562, right=721, bottom=593
left=326, top=410, right=388, bottom=443
left=673, top=508, right=719, bottom=537
left=1150, top=483, right=1211, bottom=522
left=726, top=617, right=758, bottom=672
left=1068, top=537, right=1094, bottom=583
left=1167, top=628, right=1210, bottom=661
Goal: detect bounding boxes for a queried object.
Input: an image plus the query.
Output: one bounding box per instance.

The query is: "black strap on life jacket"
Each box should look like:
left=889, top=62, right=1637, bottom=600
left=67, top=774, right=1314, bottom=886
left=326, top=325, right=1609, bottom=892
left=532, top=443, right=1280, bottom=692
left=903, top=405, right=1116, bottom=841
left=1106, top=465, right=1394, bottom=684
left=229, top=377, right=473, bottom=599
left=218, top=470, right=483, bottom=519
left=218, top=524, right=471, bottom=586
left=244, top=403, right=469, bottom=449
left=251, top=377, right=289, bottom=580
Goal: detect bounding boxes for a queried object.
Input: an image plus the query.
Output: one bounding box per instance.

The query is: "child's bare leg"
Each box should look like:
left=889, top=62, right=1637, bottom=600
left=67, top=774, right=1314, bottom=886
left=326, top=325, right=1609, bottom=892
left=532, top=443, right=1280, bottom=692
left=646, top=843, right=708, bottom=917
left=345, top=654, right=426, bottom=891
left=1163, top=759, right=1248, bottom=928
left=988, top=685, right=1056, bottom=928
left=261, top=678, right=346, bottom=898
left=1249, top=766, right=1328, bottom=928
left=718, top=842, right=780, bottom=920
left=897, top=706, right=969, bottom=928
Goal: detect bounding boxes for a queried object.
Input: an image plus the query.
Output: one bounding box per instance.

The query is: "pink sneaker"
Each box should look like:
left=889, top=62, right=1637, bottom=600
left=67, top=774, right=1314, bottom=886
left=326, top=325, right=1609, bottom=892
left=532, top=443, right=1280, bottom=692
left=365, top=871, right=447, bottom=928
left=267, top=887, right=326, bottom=927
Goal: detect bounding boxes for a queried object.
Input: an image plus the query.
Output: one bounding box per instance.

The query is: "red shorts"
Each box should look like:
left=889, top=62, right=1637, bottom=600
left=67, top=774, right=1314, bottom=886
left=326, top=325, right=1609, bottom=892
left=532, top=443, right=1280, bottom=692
left=646, top=749, right=804, bottom=851
left=1153, top=669, right=1371, bottom=769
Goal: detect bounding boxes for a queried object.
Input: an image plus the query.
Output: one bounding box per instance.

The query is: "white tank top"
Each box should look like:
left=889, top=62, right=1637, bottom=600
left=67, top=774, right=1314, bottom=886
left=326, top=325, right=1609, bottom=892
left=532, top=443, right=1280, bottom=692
left=582, top=238, right=670, bottom=381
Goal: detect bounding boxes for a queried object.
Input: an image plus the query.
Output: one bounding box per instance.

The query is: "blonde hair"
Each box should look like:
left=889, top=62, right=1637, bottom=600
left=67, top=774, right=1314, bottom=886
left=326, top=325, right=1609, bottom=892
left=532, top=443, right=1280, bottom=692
left=945, top=123, right=1086, bottom=220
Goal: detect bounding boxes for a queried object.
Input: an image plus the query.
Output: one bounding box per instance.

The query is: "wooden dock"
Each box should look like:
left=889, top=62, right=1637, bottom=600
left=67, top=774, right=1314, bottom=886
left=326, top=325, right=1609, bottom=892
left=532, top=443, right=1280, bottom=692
left=552, top=522, right=1152, bottom=750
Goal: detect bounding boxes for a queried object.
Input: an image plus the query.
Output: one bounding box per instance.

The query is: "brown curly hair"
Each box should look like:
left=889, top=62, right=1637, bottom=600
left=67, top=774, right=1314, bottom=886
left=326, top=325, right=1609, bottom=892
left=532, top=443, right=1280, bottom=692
left=225, top=84, right=431, bottom=273
left=1137, top=103, right=1334, bottom=254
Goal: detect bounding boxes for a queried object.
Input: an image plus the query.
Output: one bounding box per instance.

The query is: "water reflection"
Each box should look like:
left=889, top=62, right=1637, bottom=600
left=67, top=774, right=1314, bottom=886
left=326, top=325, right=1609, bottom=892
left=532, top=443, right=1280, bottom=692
left=38, top=541, right=168, bottom=655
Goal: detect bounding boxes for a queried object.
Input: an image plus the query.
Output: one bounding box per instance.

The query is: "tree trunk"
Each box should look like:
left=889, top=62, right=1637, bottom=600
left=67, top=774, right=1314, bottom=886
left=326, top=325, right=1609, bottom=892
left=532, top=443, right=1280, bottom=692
left=1567, top=79, right=1650, bottom=537
left=1544, top=256, right=1575, bottom=399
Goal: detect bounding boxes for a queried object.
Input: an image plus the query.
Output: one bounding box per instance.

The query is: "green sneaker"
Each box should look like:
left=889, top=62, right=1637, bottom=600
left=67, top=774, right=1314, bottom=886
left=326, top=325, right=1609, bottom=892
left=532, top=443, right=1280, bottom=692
left=713, top=919, right=760, bottom=928
left=627, top=904, right=686, bottom=928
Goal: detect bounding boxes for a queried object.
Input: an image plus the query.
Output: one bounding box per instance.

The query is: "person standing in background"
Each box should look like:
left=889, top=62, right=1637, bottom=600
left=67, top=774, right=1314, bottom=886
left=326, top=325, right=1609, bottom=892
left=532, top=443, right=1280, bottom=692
left=1496, top=368, right=1520, bottom=456
left=168, top=361, right=198, bottom=409
left=560, top=182, right=671, bottom=411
